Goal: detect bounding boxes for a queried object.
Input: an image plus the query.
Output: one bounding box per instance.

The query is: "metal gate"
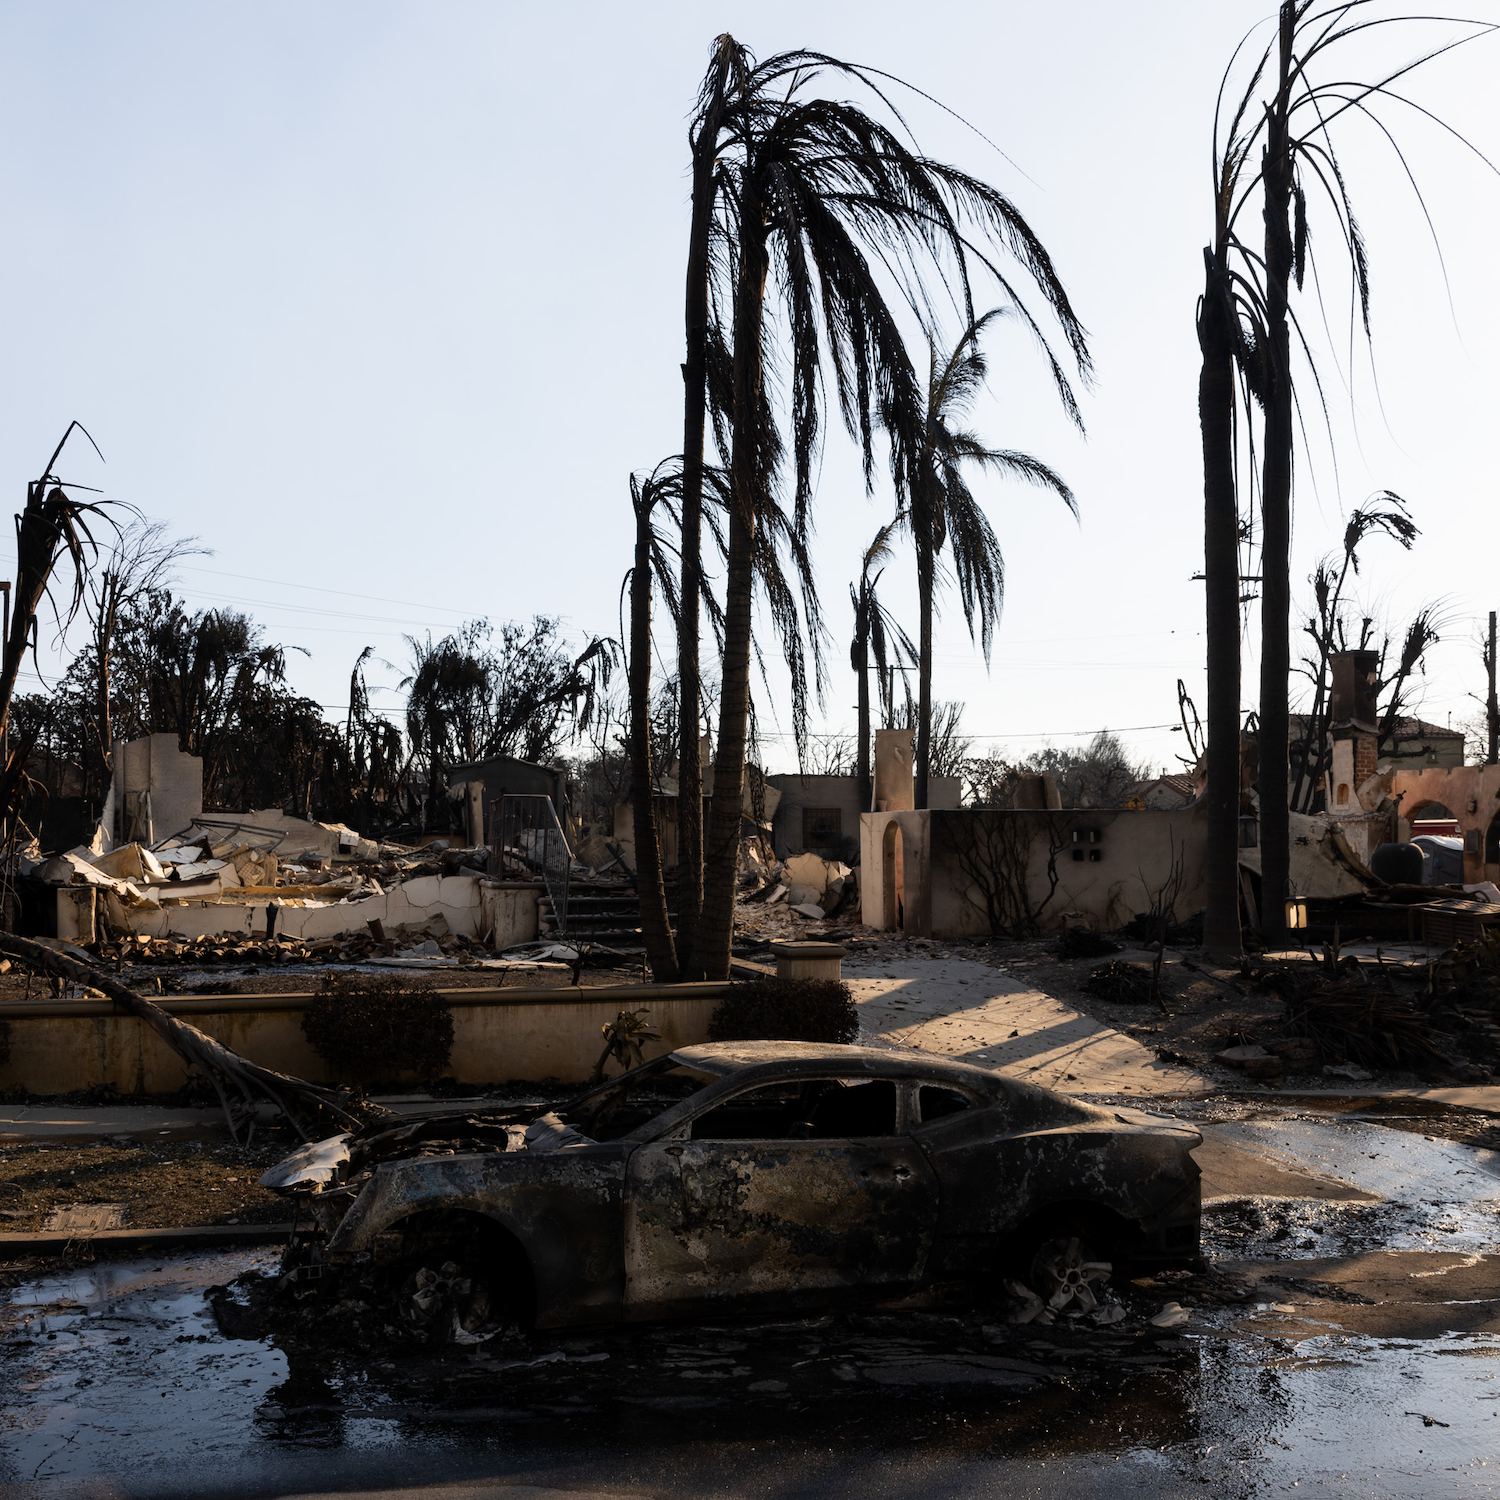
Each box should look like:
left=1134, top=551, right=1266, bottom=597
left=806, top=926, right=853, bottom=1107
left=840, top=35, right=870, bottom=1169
left=494, top=794, right=571, bottom=934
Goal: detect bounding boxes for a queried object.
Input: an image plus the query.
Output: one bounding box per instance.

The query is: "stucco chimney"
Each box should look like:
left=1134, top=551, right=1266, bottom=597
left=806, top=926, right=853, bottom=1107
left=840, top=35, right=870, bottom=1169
left=1330, top=649, right=1379, bottom=728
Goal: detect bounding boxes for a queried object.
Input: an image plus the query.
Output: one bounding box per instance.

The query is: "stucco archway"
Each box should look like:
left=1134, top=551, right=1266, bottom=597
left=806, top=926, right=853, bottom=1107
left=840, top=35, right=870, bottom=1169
left=882, top=820, right=905, bottom=931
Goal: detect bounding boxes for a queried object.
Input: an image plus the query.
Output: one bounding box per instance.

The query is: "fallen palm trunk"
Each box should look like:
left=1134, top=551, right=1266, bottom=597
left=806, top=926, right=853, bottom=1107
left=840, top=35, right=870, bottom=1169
left=0, top=931, right=370, bottom=1143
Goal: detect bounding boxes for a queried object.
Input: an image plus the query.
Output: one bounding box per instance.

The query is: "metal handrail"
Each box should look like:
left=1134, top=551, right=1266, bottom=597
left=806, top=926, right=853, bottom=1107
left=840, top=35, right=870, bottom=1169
left=495, top=794, right=572, bottom=934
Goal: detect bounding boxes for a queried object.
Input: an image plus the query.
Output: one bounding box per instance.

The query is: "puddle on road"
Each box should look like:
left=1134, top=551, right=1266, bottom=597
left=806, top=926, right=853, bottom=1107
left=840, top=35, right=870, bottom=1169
left=1, top=1251, right=291, bottom=1485
left=3, top=1244, right=1499, bottom=1497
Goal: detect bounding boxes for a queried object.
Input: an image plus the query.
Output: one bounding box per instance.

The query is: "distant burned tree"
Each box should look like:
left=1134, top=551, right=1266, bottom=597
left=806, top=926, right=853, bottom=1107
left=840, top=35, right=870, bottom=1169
left=82, top=519, right=207, bottom=800
left=402, top=616, right=618, bottom=831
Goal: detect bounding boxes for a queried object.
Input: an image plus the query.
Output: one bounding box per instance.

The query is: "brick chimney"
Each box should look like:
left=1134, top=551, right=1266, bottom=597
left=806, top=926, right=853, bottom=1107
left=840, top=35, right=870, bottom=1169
left=1327, top=649, right=1380, bottom=812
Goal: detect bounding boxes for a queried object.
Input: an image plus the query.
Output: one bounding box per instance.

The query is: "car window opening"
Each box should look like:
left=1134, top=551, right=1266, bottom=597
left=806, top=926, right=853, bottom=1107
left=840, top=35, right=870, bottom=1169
left=691, top=1078, right=899, bottom=1141
left=918, top=1085, right=976, bottom=1124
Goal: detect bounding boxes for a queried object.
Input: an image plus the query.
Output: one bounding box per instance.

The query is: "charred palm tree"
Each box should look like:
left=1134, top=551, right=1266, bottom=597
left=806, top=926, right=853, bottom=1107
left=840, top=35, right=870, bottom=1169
left=850, top=520, right=916, bottom=812
left=0, top=425, right=112, bottom=825
left=676, top=37, right=753, bottom=981
left=628, top=465, right=681, bottom=982
left=691, top=42, right=1091, bottom=979
left=1198, top=47, right=1265, bottom=959
left=1200, top=1, right=1491, bottom=953
left=902, top=311, right=1077, bottom=809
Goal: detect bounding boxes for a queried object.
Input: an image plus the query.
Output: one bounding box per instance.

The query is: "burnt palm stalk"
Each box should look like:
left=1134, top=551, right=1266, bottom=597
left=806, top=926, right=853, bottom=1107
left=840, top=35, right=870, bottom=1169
left=1199, top=242, right=1243, bottom=960
left=676, top=38, right=745, bottom=981
left=700, top=180, right=769, bottom=976
left=629, top=469, right=680, bottom=981
left=1258, top=2, right=1297, bottom=950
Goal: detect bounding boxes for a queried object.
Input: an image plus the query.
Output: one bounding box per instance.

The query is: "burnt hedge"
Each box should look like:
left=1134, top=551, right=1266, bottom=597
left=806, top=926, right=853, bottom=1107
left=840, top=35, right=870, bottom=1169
left=707, top=977, right=858, bottom=1045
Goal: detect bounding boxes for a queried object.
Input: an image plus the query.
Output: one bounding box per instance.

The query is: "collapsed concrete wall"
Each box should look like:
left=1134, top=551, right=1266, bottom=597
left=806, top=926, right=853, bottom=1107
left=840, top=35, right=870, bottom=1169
left=861, top=806, right=1208, bottom=939
left=109, top=735, right=203, bottom=848
left=56, top=875, right=540, bottom=948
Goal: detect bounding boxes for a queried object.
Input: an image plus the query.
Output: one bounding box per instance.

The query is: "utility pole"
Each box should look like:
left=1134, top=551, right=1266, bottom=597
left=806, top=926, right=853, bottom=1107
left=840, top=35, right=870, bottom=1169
left=1487, top=610, right=1498, bottom=766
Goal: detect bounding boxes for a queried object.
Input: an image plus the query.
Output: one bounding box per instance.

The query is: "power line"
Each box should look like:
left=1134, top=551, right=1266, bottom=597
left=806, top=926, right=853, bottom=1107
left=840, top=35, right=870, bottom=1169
left=176, top=564, right=474, bottom=617
left=755, top=721, right=1181, bottom=742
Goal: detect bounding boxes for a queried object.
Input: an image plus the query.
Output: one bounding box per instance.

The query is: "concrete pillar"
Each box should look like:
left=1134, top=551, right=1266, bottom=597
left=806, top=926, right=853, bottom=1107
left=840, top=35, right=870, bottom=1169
left=466, top=781, right=485, bottom=848
left=771, top=941, right=846, bottom=981
left=873, top=729, right=914, bottom=812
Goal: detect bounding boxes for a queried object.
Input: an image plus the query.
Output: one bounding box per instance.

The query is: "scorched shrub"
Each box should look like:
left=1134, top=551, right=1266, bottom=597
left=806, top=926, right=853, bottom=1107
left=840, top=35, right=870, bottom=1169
left=301, top=973, right=454, bottom=1085
left=707, top=977, right=858, bottom=1045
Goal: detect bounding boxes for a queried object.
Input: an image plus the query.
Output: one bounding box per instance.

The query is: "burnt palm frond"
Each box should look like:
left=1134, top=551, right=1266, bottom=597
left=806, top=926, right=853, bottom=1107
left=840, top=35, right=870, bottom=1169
left=0, top=425, right=117, bottom=818
left=898, top=311, right=1075, bottom=805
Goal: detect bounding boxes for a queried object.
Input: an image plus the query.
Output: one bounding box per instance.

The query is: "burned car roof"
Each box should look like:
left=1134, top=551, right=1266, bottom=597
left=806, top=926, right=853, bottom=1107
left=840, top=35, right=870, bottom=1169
left=669, top=1040, right=1004, bottom=1089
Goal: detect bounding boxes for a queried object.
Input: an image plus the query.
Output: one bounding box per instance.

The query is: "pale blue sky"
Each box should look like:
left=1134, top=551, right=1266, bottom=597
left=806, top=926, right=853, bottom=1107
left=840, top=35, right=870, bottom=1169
left=1, top=1, right=1496, bottom=774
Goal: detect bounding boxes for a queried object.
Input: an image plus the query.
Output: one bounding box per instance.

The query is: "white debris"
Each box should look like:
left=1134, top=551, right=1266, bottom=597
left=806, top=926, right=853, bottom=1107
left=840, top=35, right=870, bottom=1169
left=523, top=1112, right=594, bottom=1152
left=259, top=1133, right=352, bottom=1191
left=1150, top=1301, right=1190, bottom=1328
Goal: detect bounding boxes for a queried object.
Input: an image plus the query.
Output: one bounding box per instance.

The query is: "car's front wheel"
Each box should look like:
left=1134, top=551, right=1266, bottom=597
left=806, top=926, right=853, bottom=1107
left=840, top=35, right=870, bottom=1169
left=395, top=1258, right=493, bottom=1340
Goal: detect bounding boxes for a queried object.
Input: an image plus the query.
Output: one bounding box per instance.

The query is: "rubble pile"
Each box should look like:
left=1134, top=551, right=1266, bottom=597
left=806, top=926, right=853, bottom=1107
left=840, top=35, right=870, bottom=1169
left=83, top=925, right=501, bottom=970
left=27, top=822, right=499, bottom=915
left=735, top=852, right=858, bottom=930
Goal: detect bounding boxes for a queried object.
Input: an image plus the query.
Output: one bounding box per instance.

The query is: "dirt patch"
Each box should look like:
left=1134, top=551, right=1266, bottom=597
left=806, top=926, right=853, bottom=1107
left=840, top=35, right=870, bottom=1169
left=0, top=1135, right=294, bottom=1234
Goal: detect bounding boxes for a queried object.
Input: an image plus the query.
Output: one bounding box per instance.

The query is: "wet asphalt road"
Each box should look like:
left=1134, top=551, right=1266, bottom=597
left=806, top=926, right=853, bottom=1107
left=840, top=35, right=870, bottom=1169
left=4, top=1102, right=1500, bottom=1499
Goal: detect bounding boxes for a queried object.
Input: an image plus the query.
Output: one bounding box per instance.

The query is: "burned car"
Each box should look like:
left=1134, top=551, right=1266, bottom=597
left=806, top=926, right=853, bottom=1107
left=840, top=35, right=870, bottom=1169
left=261, top=1041, right=1201, bottom=1337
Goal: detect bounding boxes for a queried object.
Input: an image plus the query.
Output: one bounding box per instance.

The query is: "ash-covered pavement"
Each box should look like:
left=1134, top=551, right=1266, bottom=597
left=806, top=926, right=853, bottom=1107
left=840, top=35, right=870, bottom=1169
left=5, top=1097, right=1500, bottom=1499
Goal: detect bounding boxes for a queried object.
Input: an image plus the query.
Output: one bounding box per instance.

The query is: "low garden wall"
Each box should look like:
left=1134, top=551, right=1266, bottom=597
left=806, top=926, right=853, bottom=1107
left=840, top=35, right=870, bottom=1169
left=0, top=983, right=729, bottom=1094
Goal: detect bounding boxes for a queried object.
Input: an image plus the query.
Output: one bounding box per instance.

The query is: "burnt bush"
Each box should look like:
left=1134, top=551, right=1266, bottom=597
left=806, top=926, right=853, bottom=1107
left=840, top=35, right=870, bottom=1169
left=1083, top=960, right=1155, bottom=1005
left=1054, top=927, right=1120, bottom=960
left=707, top=977, right=858, bottom=1045
left=301, top=973, right=454, bottom=1085
left=1281, top=977, right=1446, bottom=1070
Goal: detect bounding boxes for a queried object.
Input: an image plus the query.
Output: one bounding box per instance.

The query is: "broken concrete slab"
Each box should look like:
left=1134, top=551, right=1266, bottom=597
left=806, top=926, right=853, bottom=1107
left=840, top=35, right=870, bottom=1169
left=42, top=1202, right=128, bottom=1232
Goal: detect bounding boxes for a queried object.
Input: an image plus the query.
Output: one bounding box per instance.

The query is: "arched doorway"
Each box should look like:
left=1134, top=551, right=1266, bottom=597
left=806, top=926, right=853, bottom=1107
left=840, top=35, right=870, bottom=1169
left=1409, top=801, right=1459, bottom=838
left=1485, top=808, right=1500, bottom=872
left=882, top=821, right=905, bottom=931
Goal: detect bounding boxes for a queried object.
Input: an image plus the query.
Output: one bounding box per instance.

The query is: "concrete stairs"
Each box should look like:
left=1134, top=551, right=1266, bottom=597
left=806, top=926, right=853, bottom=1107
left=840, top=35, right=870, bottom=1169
left=538, top=887, right=677, bottom=949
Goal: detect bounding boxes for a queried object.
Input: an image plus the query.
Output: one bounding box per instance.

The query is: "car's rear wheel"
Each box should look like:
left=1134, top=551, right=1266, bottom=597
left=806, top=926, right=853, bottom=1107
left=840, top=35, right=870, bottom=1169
left=1029, top=1234, right=1112, bottom=1315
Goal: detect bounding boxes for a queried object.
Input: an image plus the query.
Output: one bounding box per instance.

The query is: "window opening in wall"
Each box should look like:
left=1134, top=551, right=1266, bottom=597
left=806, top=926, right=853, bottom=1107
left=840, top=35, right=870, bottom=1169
left=803, top=807, right=842, bottom=847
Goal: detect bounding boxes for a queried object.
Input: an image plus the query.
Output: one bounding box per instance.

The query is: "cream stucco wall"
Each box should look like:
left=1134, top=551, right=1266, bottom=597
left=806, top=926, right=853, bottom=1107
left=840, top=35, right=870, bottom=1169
left=0, top=985, right=726, bottom=1094
left=861, top=807, right=1207, bottom=938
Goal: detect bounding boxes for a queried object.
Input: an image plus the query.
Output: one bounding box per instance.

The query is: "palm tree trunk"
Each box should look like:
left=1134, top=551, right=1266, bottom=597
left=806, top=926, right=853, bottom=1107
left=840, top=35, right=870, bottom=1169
left=915, top=524, right=933, bottom=810
left=1200, top=247, right=1242, bottom=961
left=1259, top=0, right=1296, bottom=951
left=675, top=88, right=723, bottom=983
left=630, top=496, right=679, bottom=982
left=855, top=623, right=871, bottom=812
left=698, top=199, right=767, bottom=980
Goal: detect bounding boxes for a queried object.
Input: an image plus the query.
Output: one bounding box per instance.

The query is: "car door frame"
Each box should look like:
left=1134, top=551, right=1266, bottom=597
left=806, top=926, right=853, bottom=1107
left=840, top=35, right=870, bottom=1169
left=621, top=1068, right=940, bottom=1320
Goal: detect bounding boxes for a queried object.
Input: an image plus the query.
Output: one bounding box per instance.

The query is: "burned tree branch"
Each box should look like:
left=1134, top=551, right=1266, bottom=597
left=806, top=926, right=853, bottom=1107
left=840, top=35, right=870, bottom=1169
left=0, top=931, right=374, bottom=1144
